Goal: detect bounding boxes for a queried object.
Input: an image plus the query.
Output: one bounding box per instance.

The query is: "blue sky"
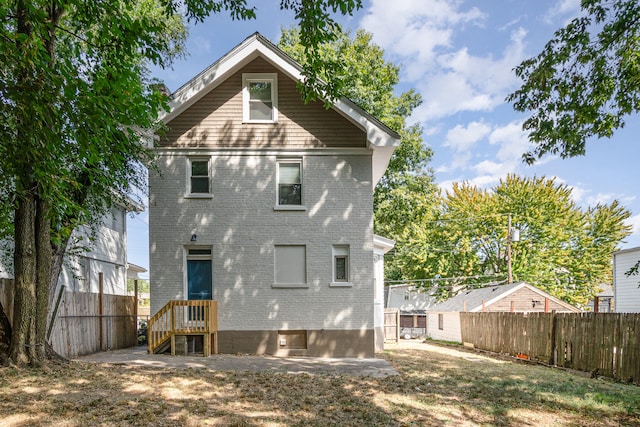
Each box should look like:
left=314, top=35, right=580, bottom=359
left=127, top=0, right=640, bottom=278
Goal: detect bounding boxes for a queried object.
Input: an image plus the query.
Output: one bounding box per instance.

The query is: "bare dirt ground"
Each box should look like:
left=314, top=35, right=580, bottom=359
left=1, top=340, right=639, bottom=426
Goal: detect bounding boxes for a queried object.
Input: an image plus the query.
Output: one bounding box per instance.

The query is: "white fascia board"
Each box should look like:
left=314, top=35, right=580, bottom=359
left=374, top=234, right=396, bottom=254
left=613, top=246, right=640, bottom=256
left=333, top=99, right=401, bottom=148
left=162, top=36, right=301, bottom=124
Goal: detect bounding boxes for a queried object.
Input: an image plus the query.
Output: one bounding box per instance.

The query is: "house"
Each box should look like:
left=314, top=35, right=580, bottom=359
left=385, top=283, right=438, bottom=337
left=426, top=281, right=581, bottom=343
left=57, top=202, right=143, bottom=296
left=148, top=33, right=400, bottom=357
left=127, top=262, right=150, bottom=319
left=613, top=247, right=640, bottom=312
left=585, top=284, right=614, bottom=313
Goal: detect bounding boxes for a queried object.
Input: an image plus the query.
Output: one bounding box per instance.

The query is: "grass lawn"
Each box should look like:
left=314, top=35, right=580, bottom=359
left=1, top=341, right=639, bottom=426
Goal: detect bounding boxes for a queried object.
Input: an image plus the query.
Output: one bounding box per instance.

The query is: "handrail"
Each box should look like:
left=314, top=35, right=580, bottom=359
left=147, top=300, right=218, bottom=354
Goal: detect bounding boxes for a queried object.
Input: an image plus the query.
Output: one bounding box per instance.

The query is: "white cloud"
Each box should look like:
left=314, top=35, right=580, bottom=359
left=586, top=193, right=637, bottom=207
left=627, top=214, right=640, bottom=235
left=361, top=0, right=485, bottom=69
left=543, top=0, right=581, bottom=24
left=360, top=1, right=531, bottom=121
left=445, top=120, right=532, bottom=188
left=488, top=120, right=532, bottom=162
left=411, top=27, right=527, bottom=120
left=566, top=183, right=588, bottom=204
left=444, top=121, right=491, bottom=151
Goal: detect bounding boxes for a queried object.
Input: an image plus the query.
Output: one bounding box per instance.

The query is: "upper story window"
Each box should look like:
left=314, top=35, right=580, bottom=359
left=277, top=159, right=302, bottom=206
left=189, top=158, right=210, bottom=196
left=243, top=73, right=278, bottom=123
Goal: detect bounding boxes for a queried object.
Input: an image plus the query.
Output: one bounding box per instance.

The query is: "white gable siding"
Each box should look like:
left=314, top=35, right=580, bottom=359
left=387, top=285, right=438, bottom=311
left=57, top=207, right=128, bottom=295
left=614, top=247, right=640, bottom=313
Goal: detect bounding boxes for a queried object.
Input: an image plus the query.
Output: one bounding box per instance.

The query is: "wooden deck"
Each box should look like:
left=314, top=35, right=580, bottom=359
left=147, top=300, right=218, bottom=356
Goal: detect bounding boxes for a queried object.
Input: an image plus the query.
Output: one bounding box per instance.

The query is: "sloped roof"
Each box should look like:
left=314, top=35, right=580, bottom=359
left=429, top=281, right=580, bottom=313
left=160, top=32, right=401, bottom=187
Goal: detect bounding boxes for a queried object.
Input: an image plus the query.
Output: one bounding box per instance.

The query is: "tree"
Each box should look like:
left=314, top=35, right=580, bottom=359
left=0, top=0, right=363, bottom=366
left=507, top=0, right=640, bottom=163
left=278, top=28, right=438, bottom=280
left=395, top=175, right=631, bottom=306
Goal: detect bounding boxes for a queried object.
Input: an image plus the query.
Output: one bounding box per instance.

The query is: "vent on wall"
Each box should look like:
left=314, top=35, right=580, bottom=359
left=277, top=330, right=307, bottom=350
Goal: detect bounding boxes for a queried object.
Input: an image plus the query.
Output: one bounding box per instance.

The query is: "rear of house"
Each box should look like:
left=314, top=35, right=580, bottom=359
left=148, top=34, right=399, bottom=357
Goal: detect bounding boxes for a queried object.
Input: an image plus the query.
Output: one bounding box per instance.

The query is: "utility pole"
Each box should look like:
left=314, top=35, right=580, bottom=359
left=507, top=213, right=513, bottom=284
left=507, top=213, right=520, bottom=284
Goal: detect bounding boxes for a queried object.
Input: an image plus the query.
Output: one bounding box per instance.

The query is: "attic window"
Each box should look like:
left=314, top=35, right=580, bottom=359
left=243, top=73, right=278, bottom=123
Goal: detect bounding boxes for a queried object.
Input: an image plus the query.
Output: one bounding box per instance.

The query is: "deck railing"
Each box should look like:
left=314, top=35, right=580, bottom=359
left=147, top=300, right=218, bottom=356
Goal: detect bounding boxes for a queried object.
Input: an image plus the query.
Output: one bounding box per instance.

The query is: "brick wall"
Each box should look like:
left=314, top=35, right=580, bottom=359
left=149, top=152, right=375, bottom=332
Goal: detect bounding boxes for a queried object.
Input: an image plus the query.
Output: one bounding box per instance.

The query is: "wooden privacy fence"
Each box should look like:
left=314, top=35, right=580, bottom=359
left=384, top=308, right=400, bottom=342
left=461, top=312, right=640, bottom=385
left=0, top=278, right=137, bottom=358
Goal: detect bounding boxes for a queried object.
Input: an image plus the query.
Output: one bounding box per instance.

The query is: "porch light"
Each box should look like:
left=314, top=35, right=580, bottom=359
left=191, top=234, right=197, bottom=242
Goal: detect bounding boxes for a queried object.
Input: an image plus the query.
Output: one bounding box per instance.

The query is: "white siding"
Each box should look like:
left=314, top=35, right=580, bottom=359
left=387, top=285, right=438, bottom=311
left=57, top=207, right=128, bottom=296
left=614, top=247, right=640, bottom=313
left=426, top=312, right=462, bottom=343
left=149, top=151, right=374, bottom=332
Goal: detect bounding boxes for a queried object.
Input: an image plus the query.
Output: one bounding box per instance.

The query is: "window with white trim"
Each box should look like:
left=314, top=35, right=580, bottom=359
left=188, top=158, right=210, bottom=195
left=274, top=245, right=307, bottom=287
left=243, top=73, right=278, bottom=122
left=277, top=159, right=302, bottom=206
left=332, top=245, right=350, bottom=283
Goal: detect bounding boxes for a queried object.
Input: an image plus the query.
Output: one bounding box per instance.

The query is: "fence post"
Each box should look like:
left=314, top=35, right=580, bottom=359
left=99, top=272, right=104, bottom=351
left=548, top=310, right=557, bottom=365
left=134, top=279, right=139, bottom=345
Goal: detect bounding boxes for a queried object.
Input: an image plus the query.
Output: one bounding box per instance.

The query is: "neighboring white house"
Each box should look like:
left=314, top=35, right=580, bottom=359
left=148, top=33, right=400, bottom=357
left=613, top=247, right=640, bottom=313
left=386, top=283, right=438, bottom=312
left=426, top=282, right=581, bottom=343
left=1, top=202, right=141, bottom=297
left=58, top=204, right=141, bottom=296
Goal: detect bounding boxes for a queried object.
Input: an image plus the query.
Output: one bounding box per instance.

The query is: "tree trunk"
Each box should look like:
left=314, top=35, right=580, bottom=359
left=10, top=192, right=38, bottom=365
left=34, top=196, right=51, bottom=365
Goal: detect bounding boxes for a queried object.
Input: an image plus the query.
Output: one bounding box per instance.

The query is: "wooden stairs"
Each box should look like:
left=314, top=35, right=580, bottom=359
left=147, top=300, right=218, bottom=356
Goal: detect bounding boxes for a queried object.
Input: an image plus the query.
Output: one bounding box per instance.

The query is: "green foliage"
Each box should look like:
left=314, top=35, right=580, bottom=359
left=278, top=27, right=437, bottom=280
left=508, top=0, right=640, bottom=163
left=126, top=278, right=150, bottom=294
left=395, top=175, right=631, bottom=306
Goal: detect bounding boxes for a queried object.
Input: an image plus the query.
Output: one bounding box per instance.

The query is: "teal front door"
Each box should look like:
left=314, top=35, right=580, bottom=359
left=187, top=259, right=212, bottom=320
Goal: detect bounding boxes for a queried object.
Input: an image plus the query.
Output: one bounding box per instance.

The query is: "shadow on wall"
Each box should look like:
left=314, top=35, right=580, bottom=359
left=151, top=116, right=374, bottom=338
